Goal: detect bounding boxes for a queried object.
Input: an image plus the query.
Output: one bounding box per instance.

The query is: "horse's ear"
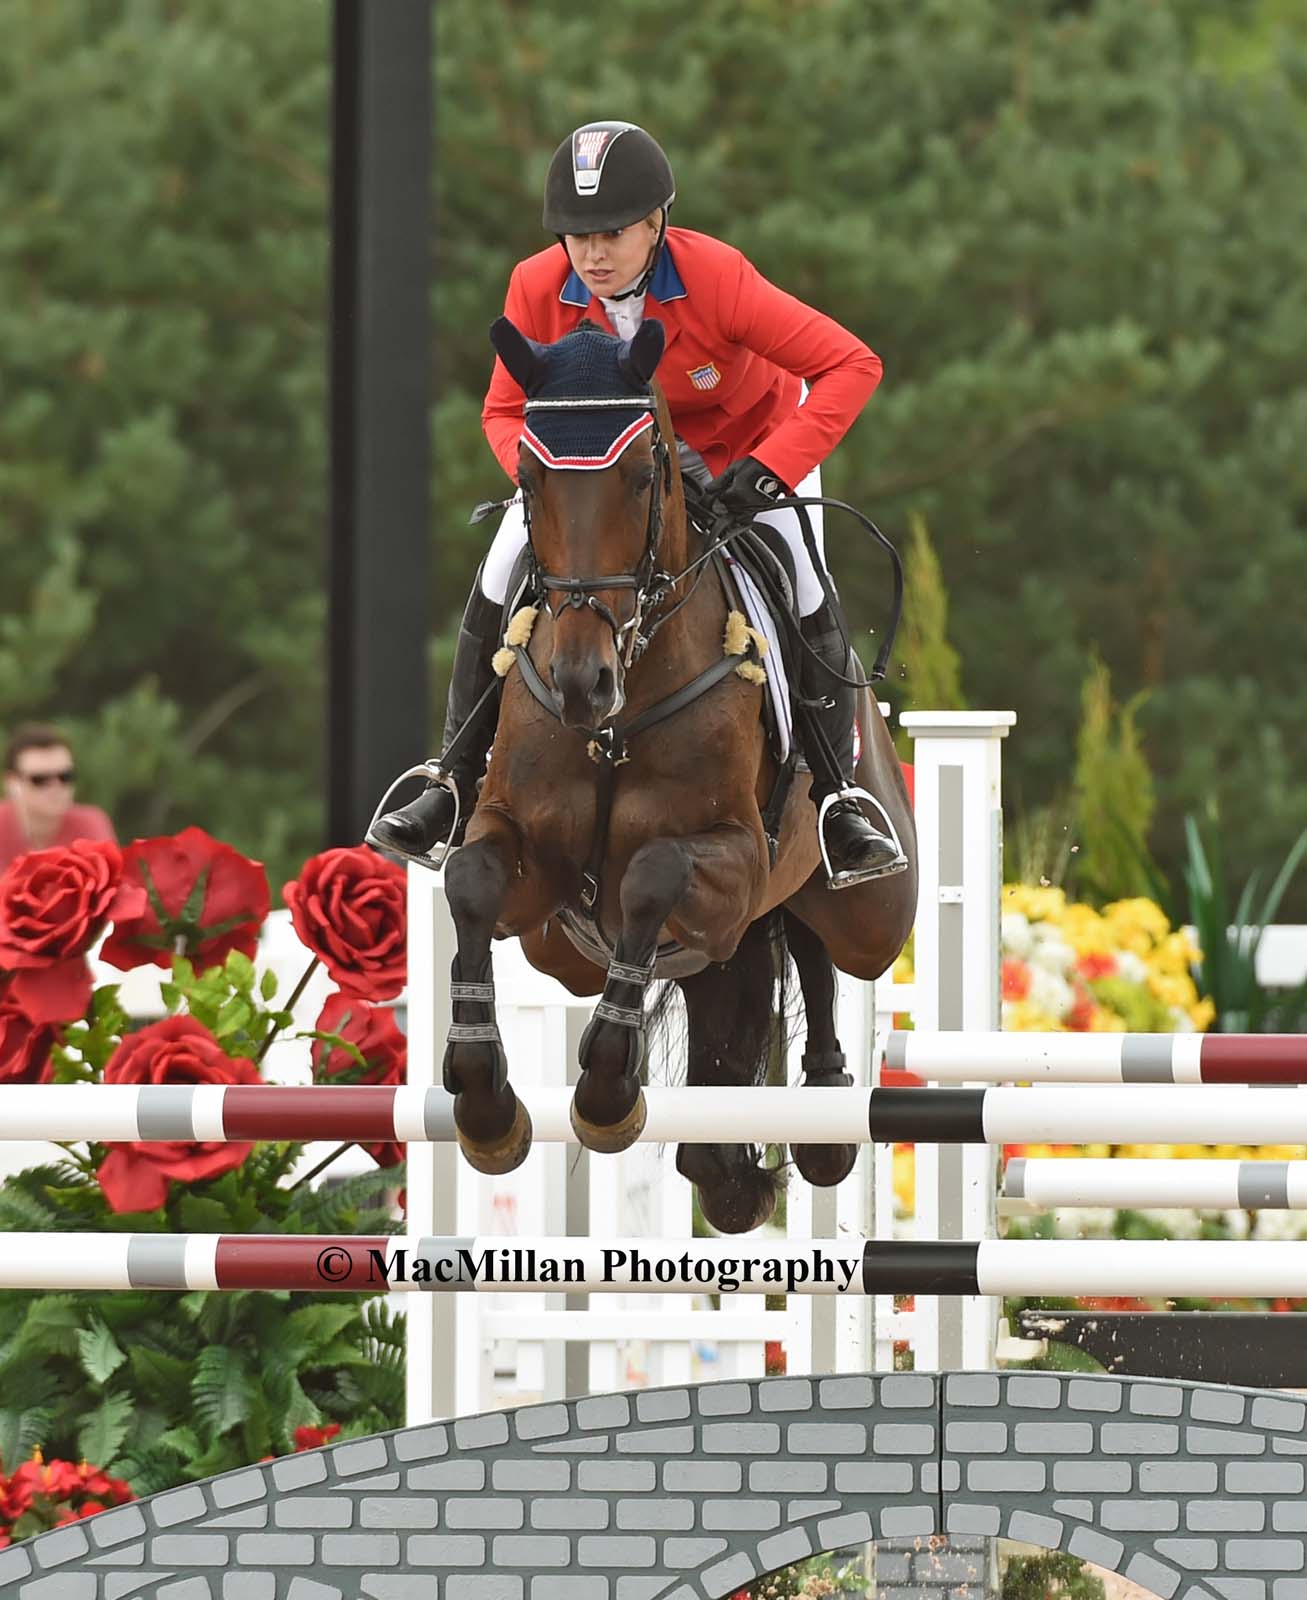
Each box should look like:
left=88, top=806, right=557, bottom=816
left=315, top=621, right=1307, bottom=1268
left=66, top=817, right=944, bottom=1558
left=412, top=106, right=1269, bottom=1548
left=619, top=318, right=665, bottom=387
left=490, top=316, right=547, bottom=393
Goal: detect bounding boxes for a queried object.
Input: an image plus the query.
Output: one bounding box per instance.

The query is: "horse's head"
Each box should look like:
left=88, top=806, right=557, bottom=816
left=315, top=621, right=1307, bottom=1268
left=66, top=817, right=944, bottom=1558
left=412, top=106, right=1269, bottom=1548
left=490, top=314, right=670, bottom=732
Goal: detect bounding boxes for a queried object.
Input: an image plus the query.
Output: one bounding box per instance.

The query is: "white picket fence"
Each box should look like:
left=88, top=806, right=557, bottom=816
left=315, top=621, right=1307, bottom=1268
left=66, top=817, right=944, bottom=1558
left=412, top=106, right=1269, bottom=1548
left=403, top=711, right=1013, bottom=1423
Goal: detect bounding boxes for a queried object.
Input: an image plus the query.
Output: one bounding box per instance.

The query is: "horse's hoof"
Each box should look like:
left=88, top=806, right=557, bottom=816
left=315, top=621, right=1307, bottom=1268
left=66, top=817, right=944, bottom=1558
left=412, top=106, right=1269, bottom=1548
left=697, top=1173, right=778, bottom=1235
left=570, top=1087, right=647, bottom=1154
left=791, top=1142, right=858, bottom=1188
left=456, top=1099, right=533, bottom=1174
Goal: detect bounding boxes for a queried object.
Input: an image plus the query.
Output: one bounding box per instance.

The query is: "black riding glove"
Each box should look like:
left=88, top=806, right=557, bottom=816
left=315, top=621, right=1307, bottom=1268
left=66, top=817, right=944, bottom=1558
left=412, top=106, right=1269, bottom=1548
left=704, top=455, right=792, bottom=517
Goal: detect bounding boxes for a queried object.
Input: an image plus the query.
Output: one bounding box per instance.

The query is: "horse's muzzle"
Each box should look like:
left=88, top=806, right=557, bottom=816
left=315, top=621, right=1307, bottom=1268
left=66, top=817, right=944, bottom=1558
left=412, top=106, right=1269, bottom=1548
left=550, top=658, right=624, bottom=731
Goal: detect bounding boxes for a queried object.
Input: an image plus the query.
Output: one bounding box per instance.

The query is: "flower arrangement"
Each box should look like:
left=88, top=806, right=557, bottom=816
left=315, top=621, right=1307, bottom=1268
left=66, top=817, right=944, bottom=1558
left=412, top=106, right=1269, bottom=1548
left=0, top=1450, right=133, bottom=1548
left=1000, top=885, right=1213, bottom=1034
left=0, top=829, right=409, bottom=1522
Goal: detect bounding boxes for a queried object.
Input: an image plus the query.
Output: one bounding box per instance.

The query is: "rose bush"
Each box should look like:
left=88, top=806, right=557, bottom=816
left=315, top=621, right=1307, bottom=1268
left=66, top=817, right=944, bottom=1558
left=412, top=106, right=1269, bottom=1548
left=0, top=987, right=57, bottom=1084
left=0, top=829, right=408, bottom=1529
left=284, top=846, right=407, bottom=1000
left=0, top=841, right=146, bottom=1023
left=96, top=1016, right=265, bottom=1213
left=101, top=826, right=270, bottom=973
left=313, top=992, right=407, bottom=1169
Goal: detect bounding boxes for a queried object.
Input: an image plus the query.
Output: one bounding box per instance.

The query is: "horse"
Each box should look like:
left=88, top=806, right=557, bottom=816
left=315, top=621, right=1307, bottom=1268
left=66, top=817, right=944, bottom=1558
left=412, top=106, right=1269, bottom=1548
left=441, top=314, right=916, bottom=1233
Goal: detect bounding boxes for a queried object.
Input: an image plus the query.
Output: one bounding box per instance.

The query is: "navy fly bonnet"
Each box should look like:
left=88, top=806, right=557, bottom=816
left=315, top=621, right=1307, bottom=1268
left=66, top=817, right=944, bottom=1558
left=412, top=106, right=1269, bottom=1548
left=489, top=316, right=667, bottom=470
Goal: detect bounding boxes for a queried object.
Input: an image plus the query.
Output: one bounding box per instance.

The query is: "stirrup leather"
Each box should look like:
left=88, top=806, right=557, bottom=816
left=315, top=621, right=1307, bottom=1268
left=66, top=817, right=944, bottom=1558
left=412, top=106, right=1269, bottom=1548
left=364, top=761, right=462, bottom=874
left=816, top=786, right=909, bottom=891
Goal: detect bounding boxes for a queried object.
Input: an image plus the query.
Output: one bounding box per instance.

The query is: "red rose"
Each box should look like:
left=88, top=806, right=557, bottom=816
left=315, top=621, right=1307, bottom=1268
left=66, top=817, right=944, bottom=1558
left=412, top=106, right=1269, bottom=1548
left=96, top=1016, right=264, bottom=1213
left=101, top=827, right=270, bottom=974
left=0, top=985, right=58, bottom=1084
left=314, top=992, right=406, bottom=1167
left=284, top=847, right=406, bottom=1001
left=294, top=1422, right=342, bottom=1452
left=0, top=841, right=147, bottom=1024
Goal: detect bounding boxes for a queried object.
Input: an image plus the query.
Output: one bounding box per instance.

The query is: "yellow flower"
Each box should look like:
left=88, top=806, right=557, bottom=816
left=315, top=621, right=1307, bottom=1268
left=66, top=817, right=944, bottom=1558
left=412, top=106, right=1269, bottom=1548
left=893, top=950, right=914, bottom=983
left=893, top=1145, right=915, bottom=1211
left=1103, top=897, right=1172, bottom=943
left=1002, top=884, right=1068, bottom=923
left=1002, top=998, right=1067, bottom=1033
left=1189, top=995, right=1217, bottom=1032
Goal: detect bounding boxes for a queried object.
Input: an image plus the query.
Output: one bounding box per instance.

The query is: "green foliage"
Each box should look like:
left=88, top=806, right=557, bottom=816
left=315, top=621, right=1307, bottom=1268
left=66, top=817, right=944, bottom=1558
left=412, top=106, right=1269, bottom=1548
left=892, top=512, right=966, bottom=760
left=2, top=0, right=1306, bottom=914
left=0, top=0, right=328, bottom=885
left=1002, top=1549, right=1106, bottom=1599
left=1184, top=809, right=1307, bottom=1032
left=1070, top=655, right=1160, bottom=906
left=0, top=1149, right=404, bottom=1490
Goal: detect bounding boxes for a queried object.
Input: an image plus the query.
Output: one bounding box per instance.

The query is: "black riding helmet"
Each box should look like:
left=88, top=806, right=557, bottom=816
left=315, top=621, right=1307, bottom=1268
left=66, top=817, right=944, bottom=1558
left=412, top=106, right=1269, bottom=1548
left=543, top=121, right=676, bottom=300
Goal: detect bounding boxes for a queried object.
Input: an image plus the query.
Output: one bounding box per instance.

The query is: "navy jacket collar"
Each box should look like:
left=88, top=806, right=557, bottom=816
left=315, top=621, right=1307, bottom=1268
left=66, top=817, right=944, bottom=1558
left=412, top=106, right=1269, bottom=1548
left=559, top=243, right=688, bottom=308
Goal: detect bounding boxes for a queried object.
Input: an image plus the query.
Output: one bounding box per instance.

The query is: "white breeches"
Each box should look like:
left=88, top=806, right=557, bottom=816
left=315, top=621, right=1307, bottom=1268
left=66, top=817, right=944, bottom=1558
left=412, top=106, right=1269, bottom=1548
left=479, top=463, right=829, bottom=617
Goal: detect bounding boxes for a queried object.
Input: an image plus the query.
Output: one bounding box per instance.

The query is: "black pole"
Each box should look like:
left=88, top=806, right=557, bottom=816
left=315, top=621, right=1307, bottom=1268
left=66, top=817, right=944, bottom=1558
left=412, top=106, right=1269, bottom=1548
left=327, top=0, right=432, bottom=845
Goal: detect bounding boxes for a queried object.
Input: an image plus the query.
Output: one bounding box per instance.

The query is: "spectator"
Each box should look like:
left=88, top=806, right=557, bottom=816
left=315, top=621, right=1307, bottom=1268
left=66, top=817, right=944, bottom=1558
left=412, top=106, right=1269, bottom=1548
left=0, top=723, right=116, bottom=871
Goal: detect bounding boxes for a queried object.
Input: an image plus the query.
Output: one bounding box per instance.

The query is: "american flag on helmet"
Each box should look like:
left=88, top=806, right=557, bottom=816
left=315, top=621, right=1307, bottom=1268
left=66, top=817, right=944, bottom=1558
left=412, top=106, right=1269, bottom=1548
left=574, top=128, right=612, bottom=171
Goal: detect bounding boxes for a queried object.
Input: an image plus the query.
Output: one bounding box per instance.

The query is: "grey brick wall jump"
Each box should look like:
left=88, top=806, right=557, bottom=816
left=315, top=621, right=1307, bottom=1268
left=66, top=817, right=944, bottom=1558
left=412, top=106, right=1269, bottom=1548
left=3, top=1373, right=1306, bottom=1598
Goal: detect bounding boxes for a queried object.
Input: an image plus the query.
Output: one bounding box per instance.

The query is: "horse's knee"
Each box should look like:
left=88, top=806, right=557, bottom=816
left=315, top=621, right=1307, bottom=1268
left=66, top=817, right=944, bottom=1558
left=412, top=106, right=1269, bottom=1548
left=620, top=838, right=692, bottom=928
left=444, top=837, right=511, bottom=929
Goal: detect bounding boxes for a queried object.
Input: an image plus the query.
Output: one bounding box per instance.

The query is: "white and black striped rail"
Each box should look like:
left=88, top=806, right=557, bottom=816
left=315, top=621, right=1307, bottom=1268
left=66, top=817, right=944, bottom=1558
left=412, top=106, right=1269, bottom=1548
left=8, top=1234, right=1307, bottom=1297
left=6, top=1082, right=1307, bottom=1145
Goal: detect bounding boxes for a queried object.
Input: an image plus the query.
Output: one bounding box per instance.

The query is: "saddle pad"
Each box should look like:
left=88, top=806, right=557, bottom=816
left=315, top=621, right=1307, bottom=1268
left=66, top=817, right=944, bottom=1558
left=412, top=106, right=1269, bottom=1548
left=723, top=554, right=792, bottom=763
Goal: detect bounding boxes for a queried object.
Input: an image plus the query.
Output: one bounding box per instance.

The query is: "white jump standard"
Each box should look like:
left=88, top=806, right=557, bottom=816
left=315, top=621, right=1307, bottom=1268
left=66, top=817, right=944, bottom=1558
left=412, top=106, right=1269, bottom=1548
left=9, top=1081, right=1307, bottom=1145
left=887, top=1029, right=1307, bottom=1084
left=1006, top=1157, right=1307, bottom=1211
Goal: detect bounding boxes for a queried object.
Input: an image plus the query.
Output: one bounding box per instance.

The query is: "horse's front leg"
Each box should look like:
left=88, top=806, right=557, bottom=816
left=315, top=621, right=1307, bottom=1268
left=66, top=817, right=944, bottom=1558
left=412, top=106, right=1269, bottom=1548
left=571, top=827, right=762, bottom=1153
left=442, top=815, right=532, bottom=1174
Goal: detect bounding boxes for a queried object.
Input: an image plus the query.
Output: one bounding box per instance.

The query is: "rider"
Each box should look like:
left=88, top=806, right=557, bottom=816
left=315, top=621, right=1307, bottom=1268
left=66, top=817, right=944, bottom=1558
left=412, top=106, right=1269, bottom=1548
left=370, top=119, right=907, bottom=888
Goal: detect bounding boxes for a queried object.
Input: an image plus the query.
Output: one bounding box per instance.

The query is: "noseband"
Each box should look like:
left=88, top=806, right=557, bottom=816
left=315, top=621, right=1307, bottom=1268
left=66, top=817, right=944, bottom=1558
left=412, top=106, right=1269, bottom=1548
left=521, top=396, right=674, bottom=668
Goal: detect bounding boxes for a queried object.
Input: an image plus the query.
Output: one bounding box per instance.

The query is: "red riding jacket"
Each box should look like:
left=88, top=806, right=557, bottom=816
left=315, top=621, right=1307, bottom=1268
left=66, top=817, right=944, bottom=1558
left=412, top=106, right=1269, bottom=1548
left=482, top=227, right=882, bottom=492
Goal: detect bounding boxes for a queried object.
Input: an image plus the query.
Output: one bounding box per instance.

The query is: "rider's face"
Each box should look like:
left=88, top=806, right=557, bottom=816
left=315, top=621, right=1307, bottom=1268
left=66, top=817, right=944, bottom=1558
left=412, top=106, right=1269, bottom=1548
left=564, top=215, right=660, bottom=298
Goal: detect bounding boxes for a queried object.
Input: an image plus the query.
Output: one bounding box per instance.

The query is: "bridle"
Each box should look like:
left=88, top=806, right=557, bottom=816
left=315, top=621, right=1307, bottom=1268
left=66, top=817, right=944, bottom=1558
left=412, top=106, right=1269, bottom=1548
left=520, top=395, right=674, bottom=670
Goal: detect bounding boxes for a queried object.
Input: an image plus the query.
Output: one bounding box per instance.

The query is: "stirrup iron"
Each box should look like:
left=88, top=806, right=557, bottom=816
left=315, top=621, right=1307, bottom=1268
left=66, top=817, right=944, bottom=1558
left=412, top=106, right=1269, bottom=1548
left=364, top=762, right=462, bottom=873
left=817, top=786, right=909, bottom=891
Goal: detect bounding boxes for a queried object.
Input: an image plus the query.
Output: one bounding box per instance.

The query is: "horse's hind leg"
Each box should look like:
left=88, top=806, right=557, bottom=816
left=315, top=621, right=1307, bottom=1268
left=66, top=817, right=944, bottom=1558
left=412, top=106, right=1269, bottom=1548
left=441, top=818, right=532, bottom=1174
left=783, top=909, right=857, bottom=1189
left=674, top=915, right=785, bottom=1235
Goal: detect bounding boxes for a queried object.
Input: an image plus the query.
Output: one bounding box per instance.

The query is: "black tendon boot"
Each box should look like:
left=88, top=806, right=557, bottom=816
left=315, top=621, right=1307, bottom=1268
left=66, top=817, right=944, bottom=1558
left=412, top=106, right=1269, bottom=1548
left=799, top=603, right=908, bottom=890
left=367, top=579, right=505, bottom=867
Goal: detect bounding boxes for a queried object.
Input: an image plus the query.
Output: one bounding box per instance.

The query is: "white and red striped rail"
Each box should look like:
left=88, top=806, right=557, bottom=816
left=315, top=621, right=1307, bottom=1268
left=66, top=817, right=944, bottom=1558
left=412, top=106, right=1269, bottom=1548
left=886, top=1030, right=1307, bottom=1084
left=1005, top=1157, right=1307, bottom=1212
left=6, top=1233, right=1307, bottom=1298
left=7, top=1081, right=1307, bottom=1146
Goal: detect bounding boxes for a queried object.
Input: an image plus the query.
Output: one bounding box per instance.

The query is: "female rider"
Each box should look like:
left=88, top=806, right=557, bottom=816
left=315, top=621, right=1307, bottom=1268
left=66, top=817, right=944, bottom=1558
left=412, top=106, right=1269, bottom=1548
left=370, top=120, right=905, bottom=888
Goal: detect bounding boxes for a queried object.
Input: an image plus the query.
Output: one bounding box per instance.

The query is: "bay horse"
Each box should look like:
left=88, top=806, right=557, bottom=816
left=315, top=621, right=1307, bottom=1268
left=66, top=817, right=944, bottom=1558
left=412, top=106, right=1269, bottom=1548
left=443, top=315, right=916, bottom=1232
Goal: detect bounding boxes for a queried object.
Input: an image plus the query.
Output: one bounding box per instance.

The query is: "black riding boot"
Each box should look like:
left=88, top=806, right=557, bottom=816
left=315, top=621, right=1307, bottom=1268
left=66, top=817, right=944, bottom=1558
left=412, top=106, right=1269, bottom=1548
left=799, top=602, right=908, bottom=890
left=367, top=579, right=504, bottom=865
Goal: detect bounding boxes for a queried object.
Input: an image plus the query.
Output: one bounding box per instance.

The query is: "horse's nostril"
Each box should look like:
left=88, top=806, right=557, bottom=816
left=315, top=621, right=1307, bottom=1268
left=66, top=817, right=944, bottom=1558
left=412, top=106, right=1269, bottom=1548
left=593, top=667, right=614, bottom=709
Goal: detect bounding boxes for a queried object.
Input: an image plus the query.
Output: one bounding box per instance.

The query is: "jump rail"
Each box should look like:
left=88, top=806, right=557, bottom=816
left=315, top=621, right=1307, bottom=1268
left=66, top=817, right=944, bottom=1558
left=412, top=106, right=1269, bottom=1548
left=889, top=1029, right=1307, bottom=1084
left=1005, top=1157, right=1307, bottom=1211
left=8, top=1234, right=1307, bottom=1298
left=7, top=1081, right=1307, bottom=1146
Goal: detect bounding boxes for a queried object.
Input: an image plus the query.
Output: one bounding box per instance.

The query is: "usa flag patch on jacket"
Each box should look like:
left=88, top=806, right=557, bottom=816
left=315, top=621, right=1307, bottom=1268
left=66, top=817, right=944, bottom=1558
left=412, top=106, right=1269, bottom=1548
left=686, top=362, right=721, bottom=390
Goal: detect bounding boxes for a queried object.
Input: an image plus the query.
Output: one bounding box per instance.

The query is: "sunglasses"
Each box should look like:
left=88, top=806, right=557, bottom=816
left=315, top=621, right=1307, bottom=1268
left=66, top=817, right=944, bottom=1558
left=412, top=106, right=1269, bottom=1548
left=18, top=769, right=77, bottom=788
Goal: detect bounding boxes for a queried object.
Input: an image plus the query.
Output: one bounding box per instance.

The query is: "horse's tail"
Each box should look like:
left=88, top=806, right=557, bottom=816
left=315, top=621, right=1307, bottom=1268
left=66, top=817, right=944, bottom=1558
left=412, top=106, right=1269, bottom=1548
left=647, top=908, right=798, bottom=1091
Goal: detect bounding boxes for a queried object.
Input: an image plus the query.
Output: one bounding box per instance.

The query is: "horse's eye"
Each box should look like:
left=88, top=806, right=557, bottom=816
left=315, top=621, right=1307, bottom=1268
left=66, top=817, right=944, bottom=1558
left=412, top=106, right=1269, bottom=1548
left=631, top=468, right=656, bottom=495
